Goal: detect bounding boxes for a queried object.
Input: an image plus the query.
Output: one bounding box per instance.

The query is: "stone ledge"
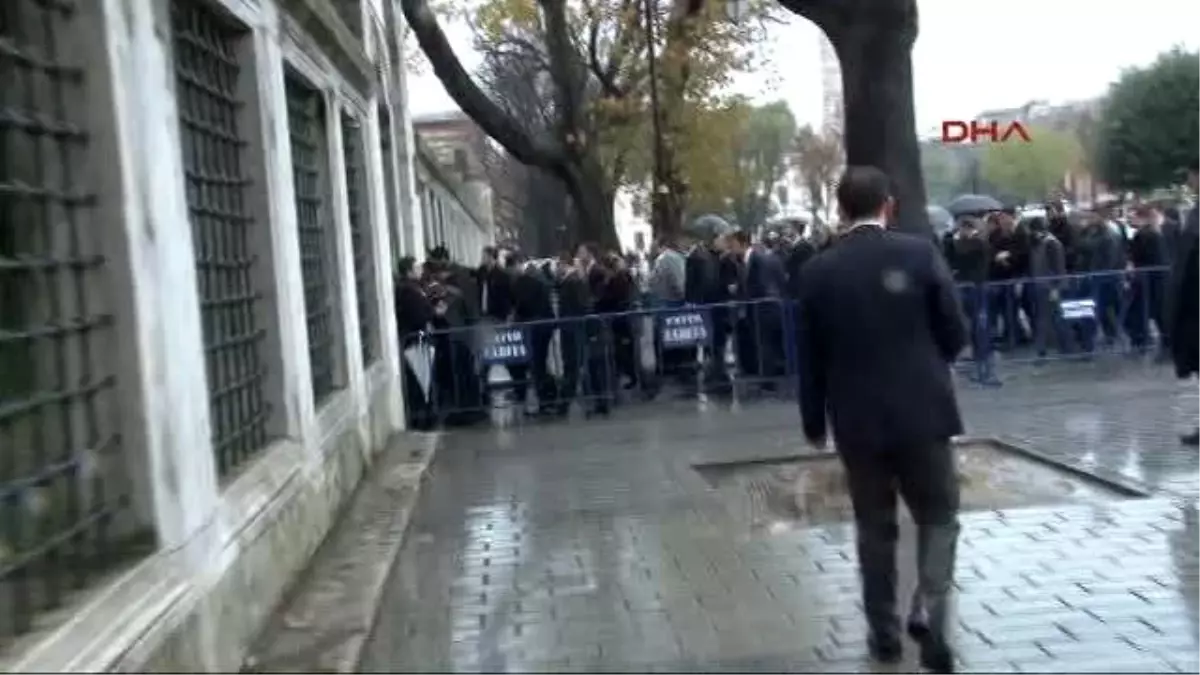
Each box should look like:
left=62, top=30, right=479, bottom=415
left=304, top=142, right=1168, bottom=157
left=690, top=435, right=1153, bottom=499
left=242, top=431, right=441, bottom=673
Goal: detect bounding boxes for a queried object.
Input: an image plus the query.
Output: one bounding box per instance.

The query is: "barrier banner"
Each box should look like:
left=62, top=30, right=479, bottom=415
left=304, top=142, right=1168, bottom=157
left=1060, top=298, right=1096, bottom=321
left=658, top=309, right=710, bottom=349
left=480, top=327, right=530, bottom=365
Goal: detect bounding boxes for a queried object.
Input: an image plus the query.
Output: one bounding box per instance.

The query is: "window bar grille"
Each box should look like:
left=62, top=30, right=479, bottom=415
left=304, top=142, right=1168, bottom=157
left=285, top=73, right=338, bottom=402
left=170, top=0, right=270, bottom=478
left=1, top=0, right=148, bottom=643
left=341, top=113, right=377, bottom=365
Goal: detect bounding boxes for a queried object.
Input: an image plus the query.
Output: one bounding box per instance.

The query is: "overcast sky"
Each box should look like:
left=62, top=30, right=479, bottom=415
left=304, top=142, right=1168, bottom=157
left=406, top=0, right=1200, bottom=132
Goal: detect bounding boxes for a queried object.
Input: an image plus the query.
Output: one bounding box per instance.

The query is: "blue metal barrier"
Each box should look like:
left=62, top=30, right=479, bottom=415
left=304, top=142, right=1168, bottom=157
left=410, top=298, right=795, bottom=424
left=961, top=266, right=1171, bottom=385
left=400, top=267, right=1173, bottom=425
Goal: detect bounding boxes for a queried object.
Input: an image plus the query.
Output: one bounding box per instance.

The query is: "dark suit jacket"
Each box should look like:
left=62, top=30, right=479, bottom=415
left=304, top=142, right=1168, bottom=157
left=477, top=264, right=513, bottom=321
left=741, top=248, right=786, bottom=301
left=1168, top=210, right=1199, bottom=377
left=796, top=226, right=968, bottom=452
left=685, top=246, right=719, bottom=305
left=512, top=270, right=554, bottom=322
left=784, top=241, right=818, bottom=300
left=557, top=272, right=592, bottom=318
left=394, top=279, right=432, bottom=345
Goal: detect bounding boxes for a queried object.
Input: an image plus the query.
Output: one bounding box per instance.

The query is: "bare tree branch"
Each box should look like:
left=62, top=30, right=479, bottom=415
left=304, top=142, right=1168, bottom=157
left=400, top=0, right=565, bottom=169
left=586, top=2, right=625, bottom=96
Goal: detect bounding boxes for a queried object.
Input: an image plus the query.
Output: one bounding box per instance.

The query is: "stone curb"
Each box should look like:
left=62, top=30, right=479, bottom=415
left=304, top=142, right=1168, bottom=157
left=690, top=435, right=1152, bottom=498
left=241, top=431, right=441, bottom=674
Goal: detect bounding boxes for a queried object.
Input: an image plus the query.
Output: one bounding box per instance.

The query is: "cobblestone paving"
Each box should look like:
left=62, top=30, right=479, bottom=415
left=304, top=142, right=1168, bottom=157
left=359, top=360, right=1199, bottom=673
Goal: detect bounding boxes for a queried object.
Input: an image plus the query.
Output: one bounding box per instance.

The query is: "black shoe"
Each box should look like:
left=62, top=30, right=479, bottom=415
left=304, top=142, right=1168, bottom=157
left=918, top=640, right=955, bottom=673
left=906, top=603, right=930, bottom=639
left=867, top=632, right=903, bottom=663
left=1183, top=429, right=1200, bottom=446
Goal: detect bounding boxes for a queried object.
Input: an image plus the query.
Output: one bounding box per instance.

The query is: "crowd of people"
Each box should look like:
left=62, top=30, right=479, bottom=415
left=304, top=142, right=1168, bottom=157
left=391, top=222, right=816, bottom=430
left=942, top=199, right=1187, bottom=364
left=392, top=176, right=1199, bottom=440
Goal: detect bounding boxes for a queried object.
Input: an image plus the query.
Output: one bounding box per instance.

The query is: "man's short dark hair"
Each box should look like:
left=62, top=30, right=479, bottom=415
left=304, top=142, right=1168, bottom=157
left=835, top=166, right=891, bottom=222
left=728, top=230, right=751, bottom=247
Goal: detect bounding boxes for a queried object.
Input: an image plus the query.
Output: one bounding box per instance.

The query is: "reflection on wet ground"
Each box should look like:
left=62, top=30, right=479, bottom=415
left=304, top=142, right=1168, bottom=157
left=696, top=441, right=1141, bottom=532
left=359, top=360, right=1199, bottom=673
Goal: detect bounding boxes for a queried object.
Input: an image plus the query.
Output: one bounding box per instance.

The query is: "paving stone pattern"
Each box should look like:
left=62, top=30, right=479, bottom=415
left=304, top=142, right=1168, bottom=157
left=359, top=360, right=1199, bottom=673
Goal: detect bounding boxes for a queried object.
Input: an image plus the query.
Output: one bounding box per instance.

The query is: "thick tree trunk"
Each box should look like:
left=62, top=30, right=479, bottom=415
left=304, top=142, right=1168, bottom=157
left=827, top=22, right=928, bottom=234
left=562, top=162, right=619, bottom=250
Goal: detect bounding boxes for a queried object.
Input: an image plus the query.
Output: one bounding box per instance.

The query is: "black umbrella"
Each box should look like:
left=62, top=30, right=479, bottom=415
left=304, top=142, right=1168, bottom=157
left=947, top=194, right=1004, bottom=217
left=685, top=214, right=734, bottom=240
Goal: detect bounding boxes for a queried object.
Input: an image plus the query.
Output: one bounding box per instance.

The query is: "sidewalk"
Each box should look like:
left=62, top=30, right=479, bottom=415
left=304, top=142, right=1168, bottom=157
left=357, top=360, right=1199, bottom=672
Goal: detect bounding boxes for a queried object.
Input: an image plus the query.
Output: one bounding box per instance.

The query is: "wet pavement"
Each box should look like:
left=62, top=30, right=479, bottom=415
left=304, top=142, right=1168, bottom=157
left=359, top=360, right=1199, bottom=673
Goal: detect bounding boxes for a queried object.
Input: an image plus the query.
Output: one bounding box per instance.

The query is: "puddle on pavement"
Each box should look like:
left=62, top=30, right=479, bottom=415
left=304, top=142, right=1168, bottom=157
left=696, top=441, right=1132, bottom=534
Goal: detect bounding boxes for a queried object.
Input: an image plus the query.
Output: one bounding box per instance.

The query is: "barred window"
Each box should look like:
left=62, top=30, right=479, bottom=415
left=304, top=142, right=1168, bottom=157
left=0, top=0, right=150, bottom=643
left=170, top=0, right=271, bottom=478
left=340, top=112, right=378, bottom=365
left=284, top=71, right=341, bottom=403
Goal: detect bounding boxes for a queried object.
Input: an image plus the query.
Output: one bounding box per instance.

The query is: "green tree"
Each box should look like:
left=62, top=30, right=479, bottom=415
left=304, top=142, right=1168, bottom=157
left=401, top=0, right=777, bottom=244
left=919, top=143, right=960, bottom=206
left=981, top=126, right=1080, bottom=203
left=793, top=124, right=842, bottom=222
left=1093, top=47, right=1200, bottom=191
left=726, top=101, right=796, bottom=229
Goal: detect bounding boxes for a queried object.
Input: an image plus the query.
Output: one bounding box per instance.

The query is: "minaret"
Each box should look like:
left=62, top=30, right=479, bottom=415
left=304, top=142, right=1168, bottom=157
left=819, top=35, right=843, bottom=136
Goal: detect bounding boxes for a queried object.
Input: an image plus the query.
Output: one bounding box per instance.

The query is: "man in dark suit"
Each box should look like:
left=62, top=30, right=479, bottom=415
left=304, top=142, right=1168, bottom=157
left=477, top=245, right=514, bottom=323
left=509, top=254, right=557, bottom=415
left=1168, top=161, right=1199, bottom=446
left=726, top=229, right=788, bottom=383
left=684, top=216, right=735, bottom=393
left=795, top=166, right=968, bottom=673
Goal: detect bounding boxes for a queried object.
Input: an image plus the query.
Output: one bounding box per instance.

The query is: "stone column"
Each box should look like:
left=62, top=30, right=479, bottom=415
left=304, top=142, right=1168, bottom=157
left=90, top=0, right=219, bottom=553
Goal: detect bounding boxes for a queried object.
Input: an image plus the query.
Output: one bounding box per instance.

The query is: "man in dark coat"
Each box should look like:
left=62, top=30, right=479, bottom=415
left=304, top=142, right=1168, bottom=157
left=1026, top=217, right=1073, bottom=358
left=1168, top=161, right=1199, bottom=445
left=1125, top=205, right=1168, bottom=353
left=394, top=257, right=435, bottom=430
left=784, top=236, right=819, bottom=301
left=1073, top=212, right=1125, bottom=347
left=795, top=166, right=967, bottom=672
left=726, top=229, right=788, bottom=383
left=509, top=255, right=557, bottom=415
left=476, top=245, right=513, bottom=323
left=554, top=256, right=592, bottom=416
left=684, top=216, right=735, bottom=393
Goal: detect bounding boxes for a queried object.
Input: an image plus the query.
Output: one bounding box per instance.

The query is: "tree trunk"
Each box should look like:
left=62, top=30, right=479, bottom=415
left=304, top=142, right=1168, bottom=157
left=827, top=22, right=928, bottom=234
left=562, top=161, right=619, bottom=250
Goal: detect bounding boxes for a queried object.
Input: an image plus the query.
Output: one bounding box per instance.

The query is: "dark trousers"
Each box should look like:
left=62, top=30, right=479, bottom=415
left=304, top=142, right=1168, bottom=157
left=986, top=282, right=1033, bottom=347
left=737, top=304, right=783, bottom=380
left=559, top=320, right=611, bottom=412
left=612, top=316, right=637, bottom=386
left=1031, top=285, right=1075, bottom=356
left=1125, top=272, right=1164, bottom=349
left=510, top=325, right=555, bottom=410
left=839, top=441, right=961, bottom=645
left=434, top=336, right=482, bottom=425
left=705, top=308, right=732, bottom=391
